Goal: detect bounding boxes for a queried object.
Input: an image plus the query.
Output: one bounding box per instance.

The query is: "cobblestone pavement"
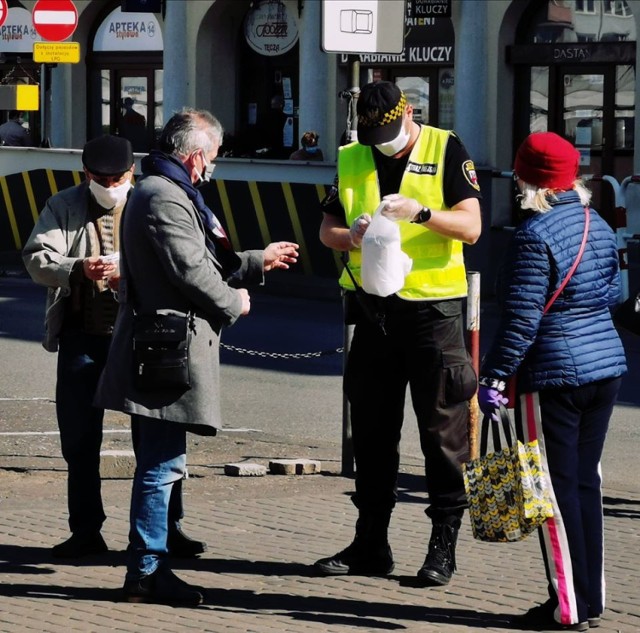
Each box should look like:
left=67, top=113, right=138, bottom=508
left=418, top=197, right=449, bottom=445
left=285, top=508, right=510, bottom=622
left=1, top=418, right=639, bottom=633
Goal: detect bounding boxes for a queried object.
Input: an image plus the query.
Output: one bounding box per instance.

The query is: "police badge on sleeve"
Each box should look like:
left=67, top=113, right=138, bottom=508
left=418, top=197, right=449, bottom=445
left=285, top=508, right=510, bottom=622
left=463, top=160, right=480, bottom=191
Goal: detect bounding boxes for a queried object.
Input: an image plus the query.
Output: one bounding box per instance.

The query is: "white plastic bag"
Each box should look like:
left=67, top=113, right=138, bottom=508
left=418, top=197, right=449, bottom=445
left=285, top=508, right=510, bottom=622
left=361, top=204, right=412, bottom=297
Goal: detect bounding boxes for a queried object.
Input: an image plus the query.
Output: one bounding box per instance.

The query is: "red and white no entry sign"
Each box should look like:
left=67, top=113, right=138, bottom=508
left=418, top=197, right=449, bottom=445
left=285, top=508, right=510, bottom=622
left=0, top=0, right=9, bottom=29
left=33, top=0, right=78, bottom=42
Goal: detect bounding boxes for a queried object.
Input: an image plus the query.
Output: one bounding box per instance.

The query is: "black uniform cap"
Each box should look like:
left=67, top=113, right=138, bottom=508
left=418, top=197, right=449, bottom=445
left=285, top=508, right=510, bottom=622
left=356, top=81, right=407, bottom=146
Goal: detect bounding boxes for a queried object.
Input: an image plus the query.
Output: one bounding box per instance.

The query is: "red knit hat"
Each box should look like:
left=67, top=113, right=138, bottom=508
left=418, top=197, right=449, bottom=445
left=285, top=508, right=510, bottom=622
left=514, top=132, right=580, bottom=190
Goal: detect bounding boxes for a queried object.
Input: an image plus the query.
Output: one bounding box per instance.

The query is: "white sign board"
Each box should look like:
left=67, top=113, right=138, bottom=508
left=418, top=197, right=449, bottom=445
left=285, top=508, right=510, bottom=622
left=322, top=0, right=406, bottom=54
left=93, top=7, right=163, bottom=52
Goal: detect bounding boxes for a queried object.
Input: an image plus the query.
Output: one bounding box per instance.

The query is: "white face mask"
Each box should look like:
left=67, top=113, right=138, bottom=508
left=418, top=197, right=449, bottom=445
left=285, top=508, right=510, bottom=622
left=196, top=150, right=215, bottom=185
left=89, top=179, right=132, bottom=209
left=375, top=124, right=411, bottom=157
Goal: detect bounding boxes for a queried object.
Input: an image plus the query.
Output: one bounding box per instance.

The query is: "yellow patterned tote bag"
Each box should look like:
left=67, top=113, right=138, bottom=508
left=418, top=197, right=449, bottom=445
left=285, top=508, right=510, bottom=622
left=463, top=405, right=553, bottom=543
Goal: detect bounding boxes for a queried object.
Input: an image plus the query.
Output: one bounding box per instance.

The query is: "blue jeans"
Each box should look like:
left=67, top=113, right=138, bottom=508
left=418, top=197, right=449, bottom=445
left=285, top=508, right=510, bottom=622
left=127, top=414, right=186, bottom=579
left=56, top=329, right=110, bottom=535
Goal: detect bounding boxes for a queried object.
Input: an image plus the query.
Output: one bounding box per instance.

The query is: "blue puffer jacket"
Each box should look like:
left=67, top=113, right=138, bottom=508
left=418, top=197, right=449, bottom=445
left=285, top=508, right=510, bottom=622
left=481, top=190, right=627, bottom=393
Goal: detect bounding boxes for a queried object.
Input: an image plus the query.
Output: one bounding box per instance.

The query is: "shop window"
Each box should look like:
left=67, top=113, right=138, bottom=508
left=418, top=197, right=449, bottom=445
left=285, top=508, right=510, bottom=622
left=87, top=4, right=163, bottom=150
left=397, top=76, right=429, bottom=123
left=603, top=0, right=632, bottom=17
left=530, top=66, right=549, bottom=133
left=235, top=0, right=300, bottom=159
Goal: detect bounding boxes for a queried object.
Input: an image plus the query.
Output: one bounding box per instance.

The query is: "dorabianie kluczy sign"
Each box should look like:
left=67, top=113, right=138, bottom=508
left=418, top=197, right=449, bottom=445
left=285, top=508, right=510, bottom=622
left=408, top=0, right=451, bottom=19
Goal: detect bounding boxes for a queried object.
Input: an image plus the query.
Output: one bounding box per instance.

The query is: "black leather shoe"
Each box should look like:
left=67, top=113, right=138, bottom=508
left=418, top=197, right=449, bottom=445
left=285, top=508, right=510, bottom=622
left=417, top=522, right=459, bottom=586
left=511, top=600, right=588, bottom=631
left=167, top=526, right=208, bottom=558
left=314, top=539, right=394, bottom=576
left=122, top=567, right=204, bottom=606
left=51, top=533, right=108, bottom=559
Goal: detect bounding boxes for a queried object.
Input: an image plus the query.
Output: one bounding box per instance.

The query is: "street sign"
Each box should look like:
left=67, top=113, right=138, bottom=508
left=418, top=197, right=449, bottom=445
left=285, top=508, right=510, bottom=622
left=321, top=0, right=406, bottom=54
left=0, top=85, right=39, bottom=111
left=33, top=41, right=80, bottom=64
left=0, top=0, right=8, bottom=29
left=32, top=0, right=78, bottom=42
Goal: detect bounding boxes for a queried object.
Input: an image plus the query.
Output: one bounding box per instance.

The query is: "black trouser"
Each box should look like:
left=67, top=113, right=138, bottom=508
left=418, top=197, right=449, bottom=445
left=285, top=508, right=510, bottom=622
left=532, top=377, right=622, bottom=624
left=56, top=328, right=185, bottom=536
left=344, top=295, right=476, bottom=522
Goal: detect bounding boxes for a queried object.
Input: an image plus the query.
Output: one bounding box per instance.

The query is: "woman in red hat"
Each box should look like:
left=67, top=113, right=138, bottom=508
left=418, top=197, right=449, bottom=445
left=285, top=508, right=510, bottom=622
left=478, top=132, right=627, bottom=631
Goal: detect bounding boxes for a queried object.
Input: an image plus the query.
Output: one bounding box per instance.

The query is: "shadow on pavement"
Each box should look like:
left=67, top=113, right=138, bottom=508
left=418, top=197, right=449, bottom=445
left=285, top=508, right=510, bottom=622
left=198, top=587, right=515, bottom=629
left=0, top=544, right=126, bottom=572
left=0, top=577, right=517, bottom=629
left=603, top=495, right=640, bottom=519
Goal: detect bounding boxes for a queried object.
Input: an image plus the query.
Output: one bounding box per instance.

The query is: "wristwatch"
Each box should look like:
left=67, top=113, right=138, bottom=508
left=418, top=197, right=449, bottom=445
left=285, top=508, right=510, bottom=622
left=411, top=207, right=432, bottom=224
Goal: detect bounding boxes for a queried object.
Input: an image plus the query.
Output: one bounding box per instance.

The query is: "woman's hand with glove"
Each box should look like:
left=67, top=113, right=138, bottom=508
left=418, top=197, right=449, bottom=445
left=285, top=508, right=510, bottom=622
left=477, top=378, right=510, bottom=422
left=380, top=194, right=421, bottom=222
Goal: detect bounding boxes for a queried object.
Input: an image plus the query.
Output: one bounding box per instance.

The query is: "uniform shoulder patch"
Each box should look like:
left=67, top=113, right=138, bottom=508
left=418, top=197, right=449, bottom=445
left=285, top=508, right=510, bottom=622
left=462, top=160, right=480, bottom=191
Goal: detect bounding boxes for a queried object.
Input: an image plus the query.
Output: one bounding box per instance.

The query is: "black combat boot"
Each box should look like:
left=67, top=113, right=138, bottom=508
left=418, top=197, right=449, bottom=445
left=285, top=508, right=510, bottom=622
left=314, top=511, right=394, bottom=576
left=416, top=517, right=461, bottom=586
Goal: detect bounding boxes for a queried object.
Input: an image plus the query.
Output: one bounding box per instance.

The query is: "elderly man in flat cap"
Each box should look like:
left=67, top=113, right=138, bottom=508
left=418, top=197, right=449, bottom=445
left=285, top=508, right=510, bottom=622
left=23, top=135, right=205, bottom=560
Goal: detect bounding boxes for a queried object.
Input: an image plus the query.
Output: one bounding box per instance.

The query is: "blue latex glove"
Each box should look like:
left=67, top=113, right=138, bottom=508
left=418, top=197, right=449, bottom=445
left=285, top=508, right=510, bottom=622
left=478, top=384, right=509, bottom=421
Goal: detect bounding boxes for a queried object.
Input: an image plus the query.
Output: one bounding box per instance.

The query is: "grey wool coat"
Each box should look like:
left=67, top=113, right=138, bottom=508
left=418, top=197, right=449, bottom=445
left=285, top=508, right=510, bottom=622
left=95, top=172, right=264, bottom=434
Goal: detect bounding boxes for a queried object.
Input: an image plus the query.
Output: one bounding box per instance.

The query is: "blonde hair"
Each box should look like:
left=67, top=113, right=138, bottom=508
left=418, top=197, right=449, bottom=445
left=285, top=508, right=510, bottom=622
left=518, top=179, right=591, bottom=213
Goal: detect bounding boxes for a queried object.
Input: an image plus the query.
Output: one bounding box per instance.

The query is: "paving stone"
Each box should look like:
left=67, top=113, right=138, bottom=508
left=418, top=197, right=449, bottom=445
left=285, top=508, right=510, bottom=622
left=100, top=449, right=136, bottom=479
left=268, top=458, right=321, bottom=475
left=224, top=462, right=268, bottom=477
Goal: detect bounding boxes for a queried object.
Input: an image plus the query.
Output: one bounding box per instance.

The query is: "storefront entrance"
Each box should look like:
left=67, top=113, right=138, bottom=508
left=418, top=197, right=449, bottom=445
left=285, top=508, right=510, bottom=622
left=510, top=0, right=636, bottom=225
left=87, top=6, right=163, bottom=152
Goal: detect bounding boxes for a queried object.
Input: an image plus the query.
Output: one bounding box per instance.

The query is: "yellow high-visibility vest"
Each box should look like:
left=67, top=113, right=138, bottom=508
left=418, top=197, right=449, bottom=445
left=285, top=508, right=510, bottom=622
left=338, top=126, right=467, bottom=300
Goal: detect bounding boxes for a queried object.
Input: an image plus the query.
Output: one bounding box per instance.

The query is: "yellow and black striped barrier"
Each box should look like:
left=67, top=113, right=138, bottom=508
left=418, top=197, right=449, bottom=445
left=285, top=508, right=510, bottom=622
left=0, top=169, right=342, bottom=278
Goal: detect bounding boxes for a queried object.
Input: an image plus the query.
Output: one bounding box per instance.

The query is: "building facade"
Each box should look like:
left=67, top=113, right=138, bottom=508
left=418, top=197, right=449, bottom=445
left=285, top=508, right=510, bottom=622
left=1, top=0, right=639, bottom=288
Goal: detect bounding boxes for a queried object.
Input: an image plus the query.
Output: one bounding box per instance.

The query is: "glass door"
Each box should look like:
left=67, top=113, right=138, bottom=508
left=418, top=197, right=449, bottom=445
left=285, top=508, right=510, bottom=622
left=88, top=67, right=161, bottom=153
left=116, top=72, right=151, bottom=153
left=561, top=71, right=605, bottom=180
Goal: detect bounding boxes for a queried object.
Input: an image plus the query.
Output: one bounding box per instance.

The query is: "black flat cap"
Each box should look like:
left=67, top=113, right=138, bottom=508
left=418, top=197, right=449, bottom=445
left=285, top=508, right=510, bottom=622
left=82, top=135, right=134, bottom=176
left=356, top=81, right=407, bottom=146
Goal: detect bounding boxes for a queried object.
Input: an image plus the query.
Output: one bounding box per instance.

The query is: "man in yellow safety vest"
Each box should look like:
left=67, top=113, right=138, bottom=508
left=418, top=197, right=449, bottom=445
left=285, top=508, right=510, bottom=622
left=315, top=80, right=482, bottom=586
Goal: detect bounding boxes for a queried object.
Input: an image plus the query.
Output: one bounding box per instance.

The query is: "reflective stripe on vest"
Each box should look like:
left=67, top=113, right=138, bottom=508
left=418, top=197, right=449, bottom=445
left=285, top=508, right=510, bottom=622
left=337, top=126, right=467, bottom=300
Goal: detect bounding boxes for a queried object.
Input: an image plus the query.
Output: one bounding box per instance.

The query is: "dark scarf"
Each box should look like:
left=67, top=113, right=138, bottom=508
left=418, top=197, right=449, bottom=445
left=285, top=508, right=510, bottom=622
left=141, top=150, right=241, bottom=278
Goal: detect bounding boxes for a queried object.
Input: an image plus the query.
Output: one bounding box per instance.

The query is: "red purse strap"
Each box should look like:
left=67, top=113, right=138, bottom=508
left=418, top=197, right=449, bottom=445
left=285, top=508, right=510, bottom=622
left=543, top=206, right=590, bottom=314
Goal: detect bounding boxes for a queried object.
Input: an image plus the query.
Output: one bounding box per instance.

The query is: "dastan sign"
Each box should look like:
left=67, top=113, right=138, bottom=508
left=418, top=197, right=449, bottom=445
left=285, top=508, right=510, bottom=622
left=244, top=0, right=299, bottom=57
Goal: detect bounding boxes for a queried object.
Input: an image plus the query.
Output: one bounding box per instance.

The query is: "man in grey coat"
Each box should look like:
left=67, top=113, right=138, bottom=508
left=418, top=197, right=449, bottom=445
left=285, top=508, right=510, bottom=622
left=96, top=108, right=298, bottom=606
left=23, top=135, right=210, bottom=561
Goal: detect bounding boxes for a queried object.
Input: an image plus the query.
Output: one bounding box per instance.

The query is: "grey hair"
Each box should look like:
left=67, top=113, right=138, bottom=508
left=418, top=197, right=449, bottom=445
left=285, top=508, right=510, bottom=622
left=158, top=108, right=223, bottom=156
left=518, top=179, right=592, bottom=213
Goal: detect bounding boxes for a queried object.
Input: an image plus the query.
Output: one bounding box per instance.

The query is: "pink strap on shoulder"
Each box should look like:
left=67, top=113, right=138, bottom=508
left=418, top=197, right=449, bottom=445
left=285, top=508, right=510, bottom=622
left=543, top=206, right=590, bottom=315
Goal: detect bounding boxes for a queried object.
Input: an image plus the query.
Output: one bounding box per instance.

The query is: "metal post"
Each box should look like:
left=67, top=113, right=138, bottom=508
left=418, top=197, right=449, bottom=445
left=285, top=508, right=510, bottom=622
left=339, top=60, right=359, bottom=476
left=348, top=59, right=360, bottom=142
left=466, top=271, right=481, bottom=460
left=39, top=64, right=47, bottom=147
